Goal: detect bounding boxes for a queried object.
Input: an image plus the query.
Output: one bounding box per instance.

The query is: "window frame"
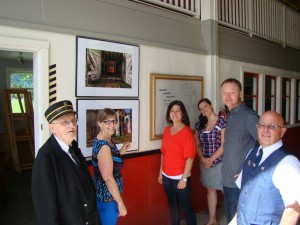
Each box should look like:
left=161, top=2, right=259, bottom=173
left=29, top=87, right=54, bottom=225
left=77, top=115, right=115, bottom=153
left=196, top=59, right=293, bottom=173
left=295, top=79, right=300, bottom=123
left=281, top=77, right=291, bottom=125
left=243, top=72, right=259, bottom=112
left=264, top=75, right=277, bottom=111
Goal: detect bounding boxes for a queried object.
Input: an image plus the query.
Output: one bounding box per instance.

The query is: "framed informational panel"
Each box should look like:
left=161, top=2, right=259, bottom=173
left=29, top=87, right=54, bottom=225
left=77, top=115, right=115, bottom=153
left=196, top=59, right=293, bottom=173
left=150, top=74, right=203, bottom=140
left=76, top=99, right=139, bottom=157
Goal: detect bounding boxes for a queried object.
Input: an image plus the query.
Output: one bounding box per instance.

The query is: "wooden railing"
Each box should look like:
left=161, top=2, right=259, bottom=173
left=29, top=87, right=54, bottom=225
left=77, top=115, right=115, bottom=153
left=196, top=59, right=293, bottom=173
left=131, top=0, right=300, bottom=50
left=217, top=0, right=300, bottom=50
left=131, top=0, right=200, bottom=18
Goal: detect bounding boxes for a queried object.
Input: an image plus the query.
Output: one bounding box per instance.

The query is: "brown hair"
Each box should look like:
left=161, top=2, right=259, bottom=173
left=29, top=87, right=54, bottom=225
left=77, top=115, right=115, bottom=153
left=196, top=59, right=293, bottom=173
left=165, top=100, right=190, bottom=126
left=96, top=108, right=116, bottom=123
left=195, top=98, right=212, bottom=131
left=221, top=78, right=242, bottom=91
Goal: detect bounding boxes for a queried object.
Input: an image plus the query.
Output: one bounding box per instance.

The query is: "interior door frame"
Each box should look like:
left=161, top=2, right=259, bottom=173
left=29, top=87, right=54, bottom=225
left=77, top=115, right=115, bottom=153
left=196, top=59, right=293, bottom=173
left=0, top=36, right=49, bottom=155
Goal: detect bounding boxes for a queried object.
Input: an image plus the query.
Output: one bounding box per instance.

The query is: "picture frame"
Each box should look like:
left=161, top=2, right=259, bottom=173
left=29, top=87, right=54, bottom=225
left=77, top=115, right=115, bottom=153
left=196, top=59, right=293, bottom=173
left=76, top=36, right=139, bottom=97
left=76, top=99, right=139, bottom=157
left=150, top=73, right=203, bottom=140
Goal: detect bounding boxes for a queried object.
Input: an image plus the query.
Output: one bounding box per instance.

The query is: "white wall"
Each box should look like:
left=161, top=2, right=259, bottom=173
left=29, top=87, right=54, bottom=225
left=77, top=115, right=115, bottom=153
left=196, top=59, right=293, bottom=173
left=2, top=24, right=300, bottom=154
left=139, top=46, right=207, bottom=151
left=0, top=25, right=209, bottom=154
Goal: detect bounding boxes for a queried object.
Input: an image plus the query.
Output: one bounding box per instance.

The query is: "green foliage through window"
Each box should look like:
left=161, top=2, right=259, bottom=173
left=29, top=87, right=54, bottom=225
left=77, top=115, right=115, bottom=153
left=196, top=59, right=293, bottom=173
left=9, top=72, right=34, bottom=113
left=10, top=72, right=33, bottom=89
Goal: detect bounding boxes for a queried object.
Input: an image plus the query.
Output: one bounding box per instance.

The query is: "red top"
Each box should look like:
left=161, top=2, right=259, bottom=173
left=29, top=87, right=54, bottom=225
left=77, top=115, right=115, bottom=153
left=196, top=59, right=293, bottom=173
left=161, top=126, right=196, bottom=176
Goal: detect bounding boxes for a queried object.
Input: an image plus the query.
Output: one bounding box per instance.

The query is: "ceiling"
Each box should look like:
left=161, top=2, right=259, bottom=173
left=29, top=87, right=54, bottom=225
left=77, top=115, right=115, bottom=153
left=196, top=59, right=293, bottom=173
left=280, top=0, right=300, bottom=11
left=0, top=50, right=33, bottom=61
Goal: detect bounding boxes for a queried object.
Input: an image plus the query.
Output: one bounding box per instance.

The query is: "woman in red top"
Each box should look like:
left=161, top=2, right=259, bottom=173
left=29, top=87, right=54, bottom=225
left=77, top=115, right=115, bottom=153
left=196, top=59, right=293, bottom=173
left=158, top=100, right=197, bottom=225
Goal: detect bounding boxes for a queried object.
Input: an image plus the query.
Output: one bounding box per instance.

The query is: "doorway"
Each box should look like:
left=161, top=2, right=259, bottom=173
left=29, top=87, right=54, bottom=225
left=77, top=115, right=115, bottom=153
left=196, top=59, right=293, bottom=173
left=0, top=50, right=34, bottom=171
left=0, top=36, right=49, bottom=154
left=0, top=37, right=49, bottom=224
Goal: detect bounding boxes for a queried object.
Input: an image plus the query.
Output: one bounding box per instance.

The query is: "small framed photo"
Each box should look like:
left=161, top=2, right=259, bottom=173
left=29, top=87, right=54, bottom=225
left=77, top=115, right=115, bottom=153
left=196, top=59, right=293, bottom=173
left=76, top=99, right=139, bottom=157
left=76, top=36, right=139, bottom=97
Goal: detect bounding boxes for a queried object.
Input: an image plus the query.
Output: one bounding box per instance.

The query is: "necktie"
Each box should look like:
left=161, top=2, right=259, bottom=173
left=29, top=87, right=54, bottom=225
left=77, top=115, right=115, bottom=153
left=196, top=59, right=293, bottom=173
left=69, top=147, right=94, bottom=191
left=253, top=148, right=263, bottom=166
left=69, top=147, right=81, bottom=165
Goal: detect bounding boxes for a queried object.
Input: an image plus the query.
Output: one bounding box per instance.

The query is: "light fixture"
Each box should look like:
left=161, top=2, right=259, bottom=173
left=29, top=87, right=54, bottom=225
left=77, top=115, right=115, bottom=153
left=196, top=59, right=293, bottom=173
left=17, top=52, right=25, bottom=64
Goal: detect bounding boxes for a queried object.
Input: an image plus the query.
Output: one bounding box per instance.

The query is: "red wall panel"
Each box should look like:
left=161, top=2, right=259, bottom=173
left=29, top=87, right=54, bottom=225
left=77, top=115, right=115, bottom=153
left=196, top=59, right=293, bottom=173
left=90, top=125, right=300, bottom=225
left=115, top=126, right=300, bottom=225
left=115, top=152, right=206, bottom=225
left=282, top=126, right=300, bottom=158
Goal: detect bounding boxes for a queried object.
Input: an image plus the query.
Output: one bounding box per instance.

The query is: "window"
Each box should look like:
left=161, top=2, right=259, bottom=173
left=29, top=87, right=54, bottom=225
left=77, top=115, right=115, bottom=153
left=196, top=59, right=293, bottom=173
left=242, top=72, right=298, bottom=126
left=281, top=78, right=291, bottom=124
left=265, top=75, right=276, bottom=111
left=296, top=79, right=300, bottom=123
left=243, top=72, right=259, bottom=111
left=9, top=71, right=33, bottom=89
left=7, top=69, right=33, bottom=113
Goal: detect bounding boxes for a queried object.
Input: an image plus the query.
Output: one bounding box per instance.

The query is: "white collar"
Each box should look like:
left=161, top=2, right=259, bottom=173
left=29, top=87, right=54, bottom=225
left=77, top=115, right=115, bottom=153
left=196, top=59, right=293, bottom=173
left=54, top=135, right=70, bottom=154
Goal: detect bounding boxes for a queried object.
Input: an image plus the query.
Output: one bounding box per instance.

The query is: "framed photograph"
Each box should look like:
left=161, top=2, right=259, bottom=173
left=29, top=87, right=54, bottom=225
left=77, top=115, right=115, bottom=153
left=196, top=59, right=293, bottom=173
left=76, top=99, right=139, bottom=157
left=76, top=36, right=139, bottom=97
left=150, top=73, right=203, bottom=140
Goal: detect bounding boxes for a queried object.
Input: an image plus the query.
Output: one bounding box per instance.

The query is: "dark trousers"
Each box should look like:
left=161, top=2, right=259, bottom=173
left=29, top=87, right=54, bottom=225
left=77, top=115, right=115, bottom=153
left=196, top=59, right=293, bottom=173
left=162, top=175, right=196, bottom=225
left=223, top=186, right=240, bottom=223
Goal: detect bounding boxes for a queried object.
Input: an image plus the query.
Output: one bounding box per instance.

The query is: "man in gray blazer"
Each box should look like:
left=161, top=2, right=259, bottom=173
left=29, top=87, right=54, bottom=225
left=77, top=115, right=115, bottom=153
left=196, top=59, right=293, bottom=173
left=32, top=100, right=101, bottom=225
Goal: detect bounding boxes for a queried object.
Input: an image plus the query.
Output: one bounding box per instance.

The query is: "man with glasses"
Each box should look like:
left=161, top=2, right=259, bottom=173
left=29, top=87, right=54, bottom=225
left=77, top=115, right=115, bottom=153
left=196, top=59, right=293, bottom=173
left=229, top=111, right=300, bottom=225
left=32, top=100, right=101, bottom=225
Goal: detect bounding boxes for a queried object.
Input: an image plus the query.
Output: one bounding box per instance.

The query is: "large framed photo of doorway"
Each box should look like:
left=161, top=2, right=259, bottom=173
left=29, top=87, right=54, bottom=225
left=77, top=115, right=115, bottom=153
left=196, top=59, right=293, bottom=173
left=76, top=99, right=139, bottom=157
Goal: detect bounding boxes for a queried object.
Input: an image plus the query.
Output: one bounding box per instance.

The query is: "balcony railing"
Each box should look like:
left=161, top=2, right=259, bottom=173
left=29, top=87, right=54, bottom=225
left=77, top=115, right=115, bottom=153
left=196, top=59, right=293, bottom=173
left=132, top=0, right=300, bottom=50
left=218, top=0, right=300, bottom=50
left=131, top=0, right=200, bottom=18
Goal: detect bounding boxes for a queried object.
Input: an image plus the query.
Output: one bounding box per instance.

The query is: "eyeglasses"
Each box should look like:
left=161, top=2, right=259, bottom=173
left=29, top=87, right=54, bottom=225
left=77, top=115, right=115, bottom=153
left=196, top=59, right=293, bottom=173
left=103, top=119, right=118, bottom=125
left=257, top=123, right=282, bottom=130
left=52, top=119, right=78, bottom=127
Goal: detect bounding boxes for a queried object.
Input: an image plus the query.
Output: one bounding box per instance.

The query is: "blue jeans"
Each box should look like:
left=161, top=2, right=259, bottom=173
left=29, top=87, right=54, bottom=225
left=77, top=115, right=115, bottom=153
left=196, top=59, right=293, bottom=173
left=162, top=175, right=197, bottom=225
left=96, top=200, right=118, bottom=225
left=223, top=186, right=240, bottom=223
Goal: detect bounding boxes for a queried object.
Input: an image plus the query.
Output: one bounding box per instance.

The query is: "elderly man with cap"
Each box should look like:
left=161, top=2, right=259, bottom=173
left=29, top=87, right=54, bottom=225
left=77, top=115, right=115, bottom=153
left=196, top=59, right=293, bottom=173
left=32, top=100, right=101, bottom=225
left=229, top=111, right=300, bottom=225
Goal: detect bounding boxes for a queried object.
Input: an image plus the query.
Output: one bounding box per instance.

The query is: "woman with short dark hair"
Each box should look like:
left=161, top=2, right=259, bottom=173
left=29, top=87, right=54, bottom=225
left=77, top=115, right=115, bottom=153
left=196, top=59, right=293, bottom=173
left=158, top=100, right=197, bottom=225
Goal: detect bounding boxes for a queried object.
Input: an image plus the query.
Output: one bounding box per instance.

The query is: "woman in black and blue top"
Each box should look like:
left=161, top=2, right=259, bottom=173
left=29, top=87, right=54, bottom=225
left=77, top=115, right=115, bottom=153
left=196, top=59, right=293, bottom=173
left=92, top=108, right=131, bottom=225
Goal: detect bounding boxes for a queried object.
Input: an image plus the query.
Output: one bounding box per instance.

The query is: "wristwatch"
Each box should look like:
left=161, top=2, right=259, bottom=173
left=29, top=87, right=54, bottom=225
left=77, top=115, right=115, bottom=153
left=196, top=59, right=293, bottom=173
left=181, top=177, right=187, bottom=182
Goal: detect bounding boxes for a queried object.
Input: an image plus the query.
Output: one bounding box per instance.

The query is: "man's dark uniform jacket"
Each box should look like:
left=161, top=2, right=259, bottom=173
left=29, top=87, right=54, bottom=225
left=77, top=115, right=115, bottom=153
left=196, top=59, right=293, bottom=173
left=32, top=135, right=101, bottom=225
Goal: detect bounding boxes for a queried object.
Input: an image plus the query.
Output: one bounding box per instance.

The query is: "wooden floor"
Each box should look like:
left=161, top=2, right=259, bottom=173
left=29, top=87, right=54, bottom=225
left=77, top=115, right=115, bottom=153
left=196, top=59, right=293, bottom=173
left=193, top=204, right=227, bottom=225
left=0, top=168, right=299, bottom=225
left=0, top=168, right=34, bottom=225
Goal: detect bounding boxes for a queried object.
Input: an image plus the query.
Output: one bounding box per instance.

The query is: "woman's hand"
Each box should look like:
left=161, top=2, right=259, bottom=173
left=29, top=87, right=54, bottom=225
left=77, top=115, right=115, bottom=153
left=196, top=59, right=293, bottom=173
left=118, top=201, right=127, bottom=217
left=158, top=173, right=162, bottom=184
left=120, top=142, right=131, bottom=154
left=177, top=179, right=187, bottom=189
left=202, top=158, right=213, bottom=168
